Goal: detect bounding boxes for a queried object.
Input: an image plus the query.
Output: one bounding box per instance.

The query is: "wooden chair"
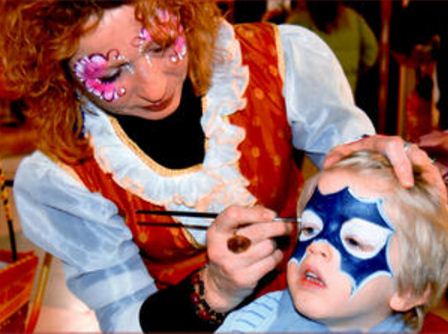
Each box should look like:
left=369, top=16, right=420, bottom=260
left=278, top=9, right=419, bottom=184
left=0, top=160, right=52, bottom=333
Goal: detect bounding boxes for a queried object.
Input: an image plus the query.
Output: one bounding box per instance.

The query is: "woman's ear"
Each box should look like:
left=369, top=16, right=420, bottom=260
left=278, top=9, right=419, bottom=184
left=389, top=285, right=431, bottom=312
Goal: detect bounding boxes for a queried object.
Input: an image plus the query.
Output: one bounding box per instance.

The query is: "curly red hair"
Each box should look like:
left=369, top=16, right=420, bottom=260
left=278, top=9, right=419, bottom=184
left=0, top=0, right=222, bottom=163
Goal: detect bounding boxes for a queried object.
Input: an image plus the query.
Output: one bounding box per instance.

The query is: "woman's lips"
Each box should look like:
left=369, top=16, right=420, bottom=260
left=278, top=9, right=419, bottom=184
left=143, top=96, right=173, bottom=111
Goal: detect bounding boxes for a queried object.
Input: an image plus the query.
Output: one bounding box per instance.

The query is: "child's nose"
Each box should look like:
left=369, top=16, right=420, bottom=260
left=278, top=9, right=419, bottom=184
left=307, top=240, right=332, bottom=260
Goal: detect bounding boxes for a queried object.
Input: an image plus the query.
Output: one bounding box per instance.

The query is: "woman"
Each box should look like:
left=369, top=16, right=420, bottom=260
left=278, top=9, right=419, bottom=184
left=0, top=0, right=442, bottom=332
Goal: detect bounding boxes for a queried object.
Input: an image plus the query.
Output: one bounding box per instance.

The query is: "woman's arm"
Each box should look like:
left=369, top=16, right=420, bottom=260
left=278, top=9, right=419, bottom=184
left=279, top=24, right=376, bottom=168
left=14, top=151, right=293, bottom=332
left=13, top=151, right=155, bottom=332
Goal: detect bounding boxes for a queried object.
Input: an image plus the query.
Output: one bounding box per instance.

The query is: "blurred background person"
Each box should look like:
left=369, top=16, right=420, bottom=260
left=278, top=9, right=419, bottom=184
left=286, top=0, right=378, bottom=99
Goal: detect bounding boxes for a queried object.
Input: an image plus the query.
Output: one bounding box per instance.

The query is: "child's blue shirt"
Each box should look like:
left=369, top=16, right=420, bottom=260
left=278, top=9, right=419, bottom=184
left=216, top=290, right=412, bottom=333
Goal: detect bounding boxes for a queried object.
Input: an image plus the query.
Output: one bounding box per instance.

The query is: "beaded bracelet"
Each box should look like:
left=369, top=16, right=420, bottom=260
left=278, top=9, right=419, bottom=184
left=190, top=269, right=226, bottom=325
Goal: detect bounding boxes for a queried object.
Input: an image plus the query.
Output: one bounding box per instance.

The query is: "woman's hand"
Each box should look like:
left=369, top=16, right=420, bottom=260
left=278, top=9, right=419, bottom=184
left=203, top=205, right=293, bottom=313
left=419, top=130, right=448, bottom=188
left=324, top=134, right=447, bottom=202
left=418, top=130, right=448, bottom=153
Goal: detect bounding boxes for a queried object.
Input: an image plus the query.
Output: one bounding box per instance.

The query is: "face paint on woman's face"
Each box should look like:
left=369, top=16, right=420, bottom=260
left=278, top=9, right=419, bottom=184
left=70, top=5, right=189, bottom=120
left=136, top=9, right=187, bottom=65
left=74, top=49, right=129, bottom=102
left=292, top=186, right=395, bottom=295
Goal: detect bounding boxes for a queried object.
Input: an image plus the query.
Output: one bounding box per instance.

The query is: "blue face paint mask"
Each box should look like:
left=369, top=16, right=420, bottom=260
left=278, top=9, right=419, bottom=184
left=291, top=186, right=395, bottom=295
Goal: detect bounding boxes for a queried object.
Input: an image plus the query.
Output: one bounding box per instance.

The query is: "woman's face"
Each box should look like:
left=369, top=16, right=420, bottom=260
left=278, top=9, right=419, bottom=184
left=69, top=5, right=189, bottom=120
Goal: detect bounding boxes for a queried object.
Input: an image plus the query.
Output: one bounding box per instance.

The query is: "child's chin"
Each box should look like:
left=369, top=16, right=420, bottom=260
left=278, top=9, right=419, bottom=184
left=293, top=296, right=330, bottom=320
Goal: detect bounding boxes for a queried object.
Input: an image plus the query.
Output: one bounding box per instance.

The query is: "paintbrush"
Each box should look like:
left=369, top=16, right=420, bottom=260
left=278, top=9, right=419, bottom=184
left=136, top=209, right=299, bottom=230
left=136, top=209, right=301, bottom=253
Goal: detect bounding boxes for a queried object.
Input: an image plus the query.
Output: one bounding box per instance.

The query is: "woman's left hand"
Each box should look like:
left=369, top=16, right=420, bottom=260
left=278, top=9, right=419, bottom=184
left=323, top=134, right=447, bottom=202
left=418, top=130, right=448, bottom=153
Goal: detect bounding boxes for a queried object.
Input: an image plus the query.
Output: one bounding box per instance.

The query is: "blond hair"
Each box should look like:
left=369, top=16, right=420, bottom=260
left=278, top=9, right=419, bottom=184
left=297, top=150, right=448, bottom=331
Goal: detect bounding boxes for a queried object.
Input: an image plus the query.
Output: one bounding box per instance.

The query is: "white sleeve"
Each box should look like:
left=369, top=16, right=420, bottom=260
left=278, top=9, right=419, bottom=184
left=13, top=151, right=157, bottom=332
left=279, top=24, right=376, bottom=167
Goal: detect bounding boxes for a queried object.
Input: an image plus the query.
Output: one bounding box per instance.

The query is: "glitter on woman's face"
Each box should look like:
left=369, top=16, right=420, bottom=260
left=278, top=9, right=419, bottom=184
left=74, top=50, right=127, bottom=102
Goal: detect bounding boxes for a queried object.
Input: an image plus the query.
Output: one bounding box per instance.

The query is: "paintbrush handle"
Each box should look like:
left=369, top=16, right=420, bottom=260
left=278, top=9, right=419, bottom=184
left=136, top=210, right=300, bottom=223
left=136, top=209, right=218, bottom=219
left=136, top=209, right=298, bottom=222
left=137, top=222, right=209, bottom=230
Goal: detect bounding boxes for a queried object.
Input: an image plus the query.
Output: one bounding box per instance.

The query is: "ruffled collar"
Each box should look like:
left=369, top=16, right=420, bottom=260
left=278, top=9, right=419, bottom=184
left=80, top=20, right=255, bottom=244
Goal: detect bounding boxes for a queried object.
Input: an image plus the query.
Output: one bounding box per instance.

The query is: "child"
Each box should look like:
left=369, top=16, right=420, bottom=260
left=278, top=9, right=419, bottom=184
left=217, top=151, right=448, bottom=332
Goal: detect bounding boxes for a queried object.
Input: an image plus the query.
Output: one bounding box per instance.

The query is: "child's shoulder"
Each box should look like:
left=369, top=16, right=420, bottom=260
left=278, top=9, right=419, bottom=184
left=216, top=290, right=285, bottom=333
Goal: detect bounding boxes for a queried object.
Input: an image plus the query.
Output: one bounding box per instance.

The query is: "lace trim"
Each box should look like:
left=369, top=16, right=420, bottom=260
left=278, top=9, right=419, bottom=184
left=81, top=21, right=256, bottom=245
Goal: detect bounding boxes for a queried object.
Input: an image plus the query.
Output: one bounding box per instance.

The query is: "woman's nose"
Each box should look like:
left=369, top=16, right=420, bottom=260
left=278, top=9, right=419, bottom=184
left=134, top=58, right=167, bottom=102
left=306, top=240, right=332, bottom=260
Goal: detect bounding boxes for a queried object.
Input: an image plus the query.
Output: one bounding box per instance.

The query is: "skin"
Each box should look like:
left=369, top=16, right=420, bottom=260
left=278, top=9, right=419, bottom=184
left=419, top=130, right=448, bottom=153
left=205, top=205, right=294, bottom=311
left=69, top=5, right=188, bottom=120
left=69, top=4, right=294, bottom=313
left=324, top=135, right=448, bottom=203
left=288, top=169, right=401, bottom=331
left=419, top=130, right=448, bottom=179
left=68, top=4, right=442, bottom=316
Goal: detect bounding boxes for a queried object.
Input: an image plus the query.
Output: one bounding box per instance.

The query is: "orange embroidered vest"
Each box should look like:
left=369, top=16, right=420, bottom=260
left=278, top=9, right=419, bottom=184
left=72, top=23, right=303, bottom=293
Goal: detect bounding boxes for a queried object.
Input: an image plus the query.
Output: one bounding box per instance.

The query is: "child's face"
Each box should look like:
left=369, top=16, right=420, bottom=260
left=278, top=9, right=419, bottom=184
left=287, top=169, right=401, bottom=330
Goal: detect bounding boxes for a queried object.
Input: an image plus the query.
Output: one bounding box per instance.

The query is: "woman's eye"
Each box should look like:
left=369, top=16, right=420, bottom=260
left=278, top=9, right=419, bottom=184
left=143, top=43, right=167, bottom=56
left=99, top=69, right=121, bottom=83
left=150, top=46, right=165, bottom=53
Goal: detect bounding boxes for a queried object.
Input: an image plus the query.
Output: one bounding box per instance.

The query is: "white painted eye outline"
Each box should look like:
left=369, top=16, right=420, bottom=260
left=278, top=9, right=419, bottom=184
left=340, top=218, right=393, bottom=259
left=299, top=209, right=323, bottom=242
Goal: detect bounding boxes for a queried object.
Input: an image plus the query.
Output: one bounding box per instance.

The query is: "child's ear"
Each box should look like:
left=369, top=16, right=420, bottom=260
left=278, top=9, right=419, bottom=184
left=389, top=285, right=431, bottom=312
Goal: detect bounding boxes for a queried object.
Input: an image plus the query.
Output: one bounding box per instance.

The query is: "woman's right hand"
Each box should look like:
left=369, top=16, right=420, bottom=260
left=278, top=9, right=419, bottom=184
left=202, top=205, right=294, bottom=313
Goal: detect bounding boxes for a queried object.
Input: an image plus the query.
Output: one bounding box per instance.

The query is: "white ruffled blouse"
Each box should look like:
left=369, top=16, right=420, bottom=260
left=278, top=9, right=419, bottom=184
left=13, top=21, right=374, bottom=332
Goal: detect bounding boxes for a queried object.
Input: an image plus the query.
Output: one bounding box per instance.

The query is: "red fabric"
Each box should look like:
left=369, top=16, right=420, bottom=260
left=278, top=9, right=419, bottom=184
left=421, top=312, right=448, bottom=333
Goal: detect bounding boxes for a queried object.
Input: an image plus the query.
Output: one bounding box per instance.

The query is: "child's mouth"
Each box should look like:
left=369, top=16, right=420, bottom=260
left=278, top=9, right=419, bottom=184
left=303, top=269, right=326, bottom=287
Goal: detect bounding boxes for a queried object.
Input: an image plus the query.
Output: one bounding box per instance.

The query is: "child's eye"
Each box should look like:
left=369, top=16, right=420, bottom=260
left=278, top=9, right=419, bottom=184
left=343, top=236, right=373, bottom=253
left=299, top=209, right=323, bottom=242
left=302, top=226, right=317, bottom=237
left=340, top=218, right=393, bottom=259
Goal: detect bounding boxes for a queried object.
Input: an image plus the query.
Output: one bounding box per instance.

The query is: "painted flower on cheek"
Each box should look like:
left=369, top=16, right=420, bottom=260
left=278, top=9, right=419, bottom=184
left=74, top=53, right=125, bottom=102
left=137, top=9, right=187, bottom=62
